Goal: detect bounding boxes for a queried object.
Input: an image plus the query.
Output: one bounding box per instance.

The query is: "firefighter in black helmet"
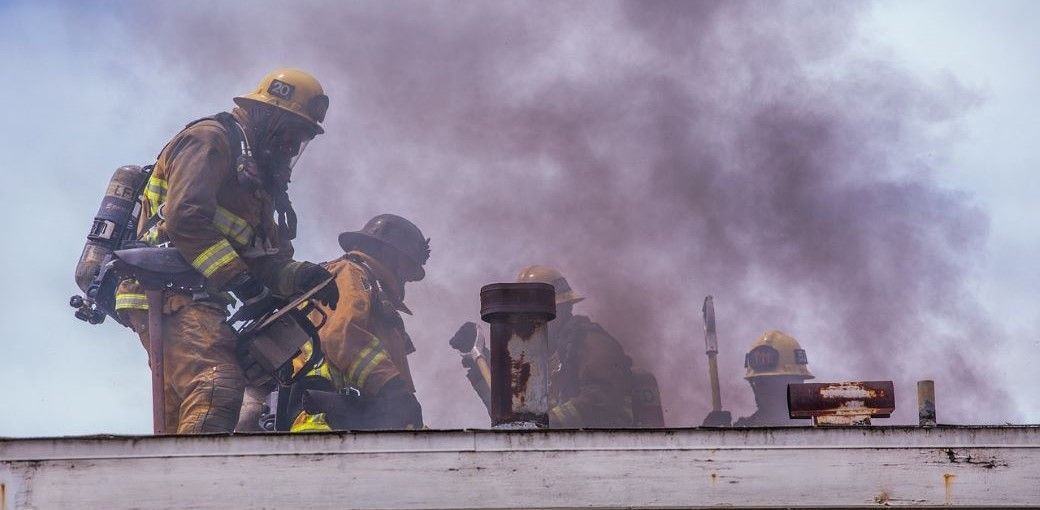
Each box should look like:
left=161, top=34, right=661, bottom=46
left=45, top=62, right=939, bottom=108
left=288, top=214, right=431, bottom=431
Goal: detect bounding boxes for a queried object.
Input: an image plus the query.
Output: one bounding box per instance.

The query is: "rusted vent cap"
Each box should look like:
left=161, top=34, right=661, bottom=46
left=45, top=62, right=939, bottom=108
left=480, top=282, right=556, bottom=322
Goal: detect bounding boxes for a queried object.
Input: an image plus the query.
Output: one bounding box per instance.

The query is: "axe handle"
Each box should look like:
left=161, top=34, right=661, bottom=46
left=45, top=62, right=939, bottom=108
left=707, top=352, right=722, bottom=412
left=463, top=357, right=493, bottom=417
left=475, top=356, right=493, bottom=391
left=146, top=290, right=166, bottom=434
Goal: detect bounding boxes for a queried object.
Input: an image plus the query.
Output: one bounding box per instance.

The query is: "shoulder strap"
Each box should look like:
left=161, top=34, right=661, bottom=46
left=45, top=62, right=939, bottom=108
left=560, top=314, right=630, bottom=365
left=138, top=113, right=247, bottom=240
left=561, top=315, right=601, bottom=340
left=212, top=112, right=298, bottom=240
left=208, top=112, right=246, bottom=158
left=155, top=112, right=244, bottom=161
left=345, top=253, right=407, bottom=330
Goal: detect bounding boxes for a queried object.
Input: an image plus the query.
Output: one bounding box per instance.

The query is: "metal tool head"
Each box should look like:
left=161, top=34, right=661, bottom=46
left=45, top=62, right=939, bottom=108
left=251, top=275, right=335, bottom=332
left=234, top=276, right=334, bottom=387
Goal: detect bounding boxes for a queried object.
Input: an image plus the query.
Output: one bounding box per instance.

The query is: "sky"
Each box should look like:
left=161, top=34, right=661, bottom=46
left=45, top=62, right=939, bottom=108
left=867, top=0, right=1040, bottom=420
left=0, top=0, right=1036, bottom=437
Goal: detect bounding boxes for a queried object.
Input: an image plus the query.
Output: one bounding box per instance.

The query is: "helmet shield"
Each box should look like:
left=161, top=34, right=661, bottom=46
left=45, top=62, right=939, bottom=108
left=288, top=139, right=310, bottom=171
left=256, top=112, right=316, bottom=183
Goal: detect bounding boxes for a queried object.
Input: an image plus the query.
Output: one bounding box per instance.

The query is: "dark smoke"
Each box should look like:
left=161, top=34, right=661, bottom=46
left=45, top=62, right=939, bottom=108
left=110, top=0, right=1014, bottom=425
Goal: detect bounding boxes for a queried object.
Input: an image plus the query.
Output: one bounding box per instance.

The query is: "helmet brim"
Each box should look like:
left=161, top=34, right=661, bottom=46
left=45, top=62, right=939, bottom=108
left=744, top=371, right=814, bottom=381
left=233, top=96, right=325, bottom=135
left=556, top=292, right=585, bottom=306
left=339, top=231, right=425, bottom=281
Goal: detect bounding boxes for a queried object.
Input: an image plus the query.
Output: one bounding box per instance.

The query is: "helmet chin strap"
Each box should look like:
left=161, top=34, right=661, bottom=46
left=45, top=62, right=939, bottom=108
left=259, top=146, right=297, bottom=241
left=272, top=190, right=298, bottom=240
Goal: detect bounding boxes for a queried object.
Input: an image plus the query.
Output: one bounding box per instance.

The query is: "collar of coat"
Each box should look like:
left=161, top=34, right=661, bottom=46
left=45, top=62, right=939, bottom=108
left=346, top=250, right=412, bottom=315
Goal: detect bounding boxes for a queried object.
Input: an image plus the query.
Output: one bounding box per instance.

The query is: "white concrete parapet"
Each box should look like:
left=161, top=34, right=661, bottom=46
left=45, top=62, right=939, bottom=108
left=2, top=426, right=1039, bottom=509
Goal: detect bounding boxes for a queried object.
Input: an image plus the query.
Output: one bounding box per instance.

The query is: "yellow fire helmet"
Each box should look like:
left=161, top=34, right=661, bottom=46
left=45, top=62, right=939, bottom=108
left=744, top=330, right=814, bottom=380
left=516, top=265, right=584, bottom=305
left=234, top=68, right=329, bottom=135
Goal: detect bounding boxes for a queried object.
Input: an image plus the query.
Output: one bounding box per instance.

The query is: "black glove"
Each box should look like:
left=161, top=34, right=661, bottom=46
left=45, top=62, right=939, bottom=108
left=449, top=321, right=478, bottom=353
left=372, top=378, right=424, bottom=429
left=701, top=410, right=733, bottom=428
left=295, top=262, right=339, bottom=310
left=228, top=273, right=278, bottom=323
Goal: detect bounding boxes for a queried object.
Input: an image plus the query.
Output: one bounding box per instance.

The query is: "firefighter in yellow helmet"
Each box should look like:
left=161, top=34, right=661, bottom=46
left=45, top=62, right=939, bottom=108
left=115, top=69, right=339, bottom=433
left=452, top=266, right=662, bottom=428
left=286, top=214, right=430, bottom=432
left=524, top=266, right=669, bottom=427
left=702, top=330, right=814, bottom=427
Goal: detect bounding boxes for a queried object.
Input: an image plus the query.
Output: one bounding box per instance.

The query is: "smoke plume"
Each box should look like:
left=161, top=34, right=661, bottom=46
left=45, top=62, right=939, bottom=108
left=110, top=0, right=1013, bottom=426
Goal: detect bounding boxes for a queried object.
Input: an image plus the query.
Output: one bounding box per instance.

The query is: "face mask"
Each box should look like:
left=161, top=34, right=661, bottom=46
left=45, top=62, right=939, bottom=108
left=261, top=124, right=315, bottom=186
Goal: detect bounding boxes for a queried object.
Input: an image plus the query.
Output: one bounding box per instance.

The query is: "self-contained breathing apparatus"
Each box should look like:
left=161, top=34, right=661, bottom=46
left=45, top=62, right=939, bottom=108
left=71, top=113, right=292, bottom=312
left=70, top=164, right=152, bottom=325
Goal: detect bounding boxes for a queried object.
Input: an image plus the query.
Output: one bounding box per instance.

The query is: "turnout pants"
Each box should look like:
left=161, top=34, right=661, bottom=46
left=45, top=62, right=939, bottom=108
left=126, top=301, right=245, bottom=433
left=236, top=385, right=270, bottom=432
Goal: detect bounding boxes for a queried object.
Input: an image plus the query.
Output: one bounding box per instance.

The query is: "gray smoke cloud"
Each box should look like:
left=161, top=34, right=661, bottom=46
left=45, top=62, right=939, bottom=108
left=103, top=0, right=1013, bottom=426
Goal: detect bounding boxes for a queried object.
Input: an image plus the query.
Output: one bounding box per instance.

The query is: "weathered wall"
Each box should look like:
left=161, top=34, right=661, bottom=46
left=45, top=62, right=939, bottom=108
left=2, top=427, right=1038, bottom=509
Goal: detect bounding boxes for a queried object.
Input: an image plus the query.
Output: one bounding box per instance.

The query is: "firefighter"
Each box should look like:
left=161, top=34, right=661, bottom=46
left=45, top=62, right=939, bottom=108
left=115, top=69, right=339, bottom=433
left=288, top=214, right=430, bottom=432
left=525, top=266, right=639, bottom=427
left=451, top=266, right=664, bottom=428
left=702, top=330, right=814, bottom=427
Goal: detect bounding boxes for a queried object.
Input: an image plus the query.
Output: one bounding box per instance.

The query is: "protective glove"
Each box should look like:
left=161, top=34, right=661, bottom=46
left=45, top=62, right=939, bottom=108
left=701, top=410, right=733, bottom=428
left=449, top=321, right=478, bottom=353
left=294, top=261, right=339, bottom=310
left=228, top=272, right=278, bottom=323
left=372, top=377, right=424, bottom=429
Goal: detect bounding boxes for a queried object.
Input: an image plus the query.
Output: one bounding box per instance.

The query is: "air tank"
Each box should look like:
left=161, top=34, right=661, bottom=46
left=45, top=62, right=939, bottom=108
left=74, top=165, right=149, bottom=292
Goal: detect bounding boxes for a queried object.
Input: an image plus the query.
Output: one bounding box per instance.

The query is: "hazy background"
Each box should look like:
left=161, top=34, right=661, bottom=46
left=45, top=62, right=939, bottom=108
left=1, top=0, right=1036, bottom=436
